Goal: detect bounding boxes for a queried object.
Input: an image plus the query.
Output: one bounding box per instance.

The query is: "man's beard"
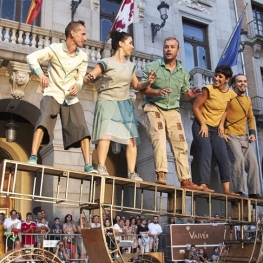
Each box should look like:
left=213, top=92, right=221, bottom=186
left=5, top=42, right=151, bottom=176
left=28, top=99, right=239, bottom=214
left=239, top=89, right=246, bottom=94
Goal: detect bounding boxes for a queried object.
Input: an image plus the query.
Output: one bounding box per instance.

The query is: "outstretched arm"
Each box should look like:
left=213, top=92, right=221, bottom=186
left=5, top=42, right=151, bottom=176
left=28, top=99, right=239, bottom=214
left=131, top=70, right=156, bottom=91
left=181, top=87, right=202, bottom=101
left=84, top=63, right=104, bottom=83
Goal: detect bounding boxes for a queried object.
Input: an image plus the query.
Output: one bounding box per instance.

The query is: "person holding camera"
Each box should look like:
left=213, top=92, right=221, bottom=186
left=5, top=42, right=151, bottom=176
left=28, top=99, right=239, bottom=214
left=55, top=241, right=71, bottom=263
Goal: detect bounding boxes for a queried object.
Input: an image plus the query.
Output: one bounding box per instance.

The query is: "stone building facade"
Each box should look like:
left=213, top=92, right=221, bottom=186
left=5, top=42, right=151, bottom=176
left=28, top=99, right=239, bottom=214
left=0, top=0, right=262, bottom=220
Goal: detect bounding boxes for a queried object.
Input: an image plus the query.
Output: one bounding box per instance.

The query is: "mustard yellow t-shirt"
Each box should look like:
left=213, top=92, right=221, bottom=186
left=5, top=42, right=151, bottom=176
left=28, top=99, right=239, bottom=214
left=200, top=84, right=237, bottom=127
left=225, top=95, right=255, bottom=136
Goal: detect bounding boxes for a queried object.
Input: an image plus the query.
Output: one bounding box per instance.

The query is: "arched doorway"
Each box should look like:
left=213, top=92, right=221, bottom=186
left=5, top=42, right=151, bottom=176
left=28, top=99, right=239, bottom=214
left=0, top=98, right=41, bottom=218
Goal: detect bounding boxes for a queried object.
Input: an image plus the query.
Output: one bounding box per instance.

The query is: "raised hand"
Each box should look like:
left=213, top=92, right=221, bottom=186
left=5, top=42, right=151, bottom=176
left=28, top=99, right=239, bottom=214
left=187, top=87, right=202, bottom=99
left=148, top=69, right=157, bottom=84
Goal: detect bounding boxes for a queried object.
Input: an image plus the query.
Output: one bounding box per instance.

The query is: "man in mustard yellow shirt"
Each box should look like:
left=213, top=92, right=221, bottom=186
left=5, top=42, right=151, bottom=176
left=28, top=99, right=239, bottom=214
left=224, top=74, right=261, bottom=199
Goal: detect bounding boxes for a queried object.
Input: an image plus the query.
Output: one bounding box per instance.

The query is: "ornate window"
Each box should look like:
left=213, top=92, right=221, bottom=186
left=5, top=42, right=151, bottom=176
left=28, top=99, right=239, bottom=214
left=252, top=5, right=263, bottom=36
left=0, top=0, right=41, bottom=25
left=100, top=0, right=122, bottom=41
left=183, top=20, right=210, bottom=71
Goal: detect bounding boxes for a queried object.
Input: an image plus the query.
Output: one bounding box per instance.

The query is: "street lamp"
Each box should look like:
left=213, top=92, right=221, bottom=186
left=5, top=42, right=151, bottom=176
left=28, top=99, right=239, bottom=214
left=151, top=1, right=170, bottom=43
left=71, top=0, right=82, bottom=21
left=5, top=106, right=18, bottom=142
left=239, top=28, right=248, bottom=52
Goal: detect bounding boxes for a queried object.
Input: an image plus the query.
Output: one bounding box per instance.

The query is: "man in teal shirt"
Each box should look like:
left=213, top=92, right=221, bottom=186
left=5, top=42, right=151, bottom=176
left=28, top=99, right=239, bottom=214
left=141, top=37, right=202, bottom=189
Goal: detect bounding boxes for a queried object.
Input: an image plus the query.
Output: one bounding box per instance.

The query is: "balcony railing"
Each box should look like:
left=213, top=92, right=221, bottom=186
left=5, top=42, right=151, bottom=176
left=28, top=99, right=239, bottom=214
left=248, top=18, right=263, bottom=39
left=0, top=18, right=153, bottom=68
left=189, top=67, right=214, bottom=89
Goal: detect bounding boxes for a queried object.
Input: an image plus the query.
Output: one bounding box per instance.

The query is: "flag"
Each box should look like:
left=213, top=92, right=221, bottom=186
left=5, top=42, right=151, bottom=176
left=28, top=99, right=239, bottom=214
left=111, top=0, right=134, bottom=32
left=25, top=0, right=43, bottom=25
left=217, top=15, right=244, bottom=67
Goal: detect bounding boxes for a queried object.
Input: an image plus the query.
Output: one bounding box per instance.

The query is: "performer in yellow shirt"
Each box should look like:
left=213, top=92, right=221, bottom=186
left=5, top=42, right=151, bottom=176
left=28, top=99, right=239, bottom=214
left=192, top=65, right=238, bottom=196
left=224, top=74, right=261, bottom=199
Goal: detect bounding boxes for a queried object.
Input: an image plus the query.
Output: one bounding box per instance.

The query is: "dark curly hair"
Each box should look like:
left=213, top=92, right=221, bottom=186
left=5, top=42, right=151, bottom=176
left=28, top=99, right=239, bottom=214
left=110, top=31, right=131, bottom=52
left=214, top=65, right=233, bottom=79
left=64, top=214, right=72, bottom=223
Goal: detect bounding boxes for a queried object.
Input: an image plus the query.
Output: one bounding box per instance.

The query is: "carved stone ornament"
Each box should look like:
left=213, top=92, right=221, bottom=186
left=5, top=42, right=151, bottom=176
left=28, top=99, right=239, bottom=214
left=253, top=43, right=261, bottom=59
left=178, top=0, right=210, bottom=14
left=137, top=0, right=145, bottom=23
left=92, top=0, right=100, bottom=11
left=7, top=61, right=30, bottom=99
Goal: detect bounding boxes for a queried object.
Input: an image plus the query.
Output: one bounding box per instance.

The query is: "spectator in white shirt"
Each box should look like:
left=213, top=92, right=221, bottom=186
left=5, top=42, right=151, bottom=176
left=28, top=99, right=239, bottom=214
left=91, top=215, right=101, bottom=228
left=113, top=219, right=124, bottom=242
left=3, top=209, right=21, bottom=251
left=148, top=216, right=163, bottom=252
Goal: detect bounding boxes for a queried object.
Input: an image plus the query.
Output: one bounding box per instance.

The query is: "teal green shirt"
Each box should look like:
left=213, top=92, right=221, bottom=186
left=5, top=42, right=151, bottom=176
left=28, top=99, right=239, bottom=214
left=142, top=59, right=190, bottom=110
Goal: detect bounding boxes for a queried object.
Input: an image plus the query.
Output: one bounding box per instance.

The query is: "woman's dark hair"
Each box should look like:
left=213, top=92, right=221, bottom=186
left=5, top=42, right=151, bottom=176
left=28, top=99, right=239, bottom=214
left=113, top=214, right=121, bottom=224
left=17, top=212, right=22, bottom=220
left=64, top=214, right=72, bottom=223
left=110, top=31, right=131, bottom=51
left=104, top=218, right=111, bottom=227
left=130, top=216, right=136, bottom=225
left=214, top=65, right=233, bottom=79
left=168, top=217, right=175, bottom=224
left=140, top=218, right=146, bottom=224
left=199, top=248, right=208, bottom=259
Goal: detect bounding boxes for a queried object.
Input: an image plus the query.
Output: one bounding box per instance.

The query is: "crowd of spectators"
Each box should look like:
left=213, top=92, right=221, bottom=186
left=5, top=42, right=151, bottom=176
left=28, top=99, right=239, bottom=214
left=1, top=209, right=262, bottom=262
left=0, top=209, right=89, bottom=263
left=100, top=213, right=163, bottom=258
left=0, top=209, right=166, bottom=261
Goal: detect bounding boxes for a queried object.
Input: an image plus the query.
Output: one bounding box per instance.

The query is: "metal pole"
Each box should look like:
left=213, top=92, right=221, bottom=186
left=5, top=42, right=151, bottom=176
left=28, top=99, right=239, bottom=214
left=233, top=0, right=263, bottom=195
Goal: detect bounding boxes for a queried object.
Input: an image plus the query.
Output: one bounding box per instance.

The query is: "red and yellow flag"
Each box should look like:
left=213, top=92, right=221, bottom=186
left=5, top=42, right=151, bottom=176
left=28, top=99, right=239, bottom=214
left=25, top=0, right=43, bottom=24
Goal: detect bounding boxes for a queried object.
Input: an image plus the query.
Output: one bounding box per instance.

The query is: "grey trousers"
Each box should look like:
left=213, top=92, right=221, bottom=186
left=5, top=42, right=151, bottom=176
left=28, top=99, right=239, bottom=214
left=227, top=134, right=260, bottom=194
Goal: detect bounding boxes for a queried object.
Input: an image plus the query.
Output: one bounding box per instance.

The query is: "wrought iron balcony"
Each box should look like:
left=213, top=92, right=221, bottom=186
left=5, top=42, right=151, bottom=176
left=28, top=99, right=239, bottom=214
left=248, top=18, right=263, bottom=39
